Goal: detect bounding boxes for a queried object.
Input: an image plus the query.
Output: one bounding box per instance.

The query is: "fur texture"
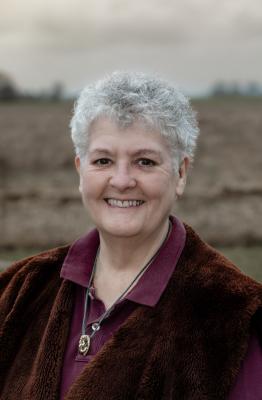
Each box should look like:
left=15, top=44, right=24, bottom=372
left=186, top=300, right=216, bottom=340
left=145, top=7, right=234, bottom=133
left=0, top=225, right=261, bottom=400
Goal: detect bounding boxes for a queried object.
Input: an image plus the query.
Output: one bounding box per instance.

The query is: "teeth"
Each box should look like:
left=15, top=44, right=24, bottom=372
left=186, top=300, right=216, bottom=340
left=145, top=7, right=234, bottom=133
left=107, top=199, right=143, bottom=208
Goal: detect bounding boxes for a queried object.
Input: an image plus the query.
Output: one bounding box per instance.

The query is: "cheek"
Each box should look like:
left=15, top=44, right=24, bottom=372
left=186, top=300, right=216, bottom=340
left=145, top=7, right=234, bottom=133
left=80, top=172, right=105, bottom=199
left=144, top=176, right=175, bottom=201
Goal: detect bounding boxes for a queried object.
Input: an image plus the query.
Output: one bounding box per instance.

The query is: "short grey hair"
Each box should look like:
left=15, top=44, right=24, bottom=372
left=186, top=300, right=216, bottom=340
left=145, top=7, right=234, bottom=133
left=70, top=71, right=199, bottom=172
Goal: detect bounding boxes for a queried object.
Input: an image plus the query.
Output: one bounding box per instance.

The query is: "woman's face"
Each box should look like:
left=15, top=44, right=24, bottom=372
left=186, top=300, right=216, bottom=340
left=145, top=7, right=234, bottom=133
left=76, top=117, right=187, bottom=240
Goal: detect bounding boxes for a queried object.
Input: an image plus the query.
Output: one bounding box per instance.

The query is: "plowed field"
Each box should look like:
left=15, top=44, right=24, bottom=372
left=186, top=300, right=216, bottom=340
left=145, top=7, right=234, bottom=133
left=1, top=98, right=262, bottom=280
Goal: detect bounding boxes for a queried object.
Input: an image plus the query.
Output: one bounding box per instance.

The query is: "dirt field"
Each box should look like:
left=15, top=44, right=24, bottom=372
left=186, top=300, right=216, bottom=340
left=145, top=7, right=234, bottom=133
left=1, top=98, right=262, bottom=279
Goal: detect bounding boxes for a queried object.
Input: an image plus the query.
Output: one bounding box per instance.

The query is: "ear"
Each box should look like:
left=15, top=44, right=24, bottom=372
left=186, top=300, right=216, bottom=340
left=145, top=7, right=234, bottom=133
left=75, top=156, right=83, bottom=193
left=175, top=157, right=190, bottom=197
left=75, top=156, right=81, bottom=173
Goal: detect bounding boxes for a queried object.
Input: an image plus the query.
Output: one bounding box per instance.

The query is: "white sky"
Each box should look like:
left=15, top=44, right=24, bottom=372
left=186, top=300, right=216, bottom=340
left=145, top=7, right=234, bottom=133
left=0, top=0, right=262, bottom=94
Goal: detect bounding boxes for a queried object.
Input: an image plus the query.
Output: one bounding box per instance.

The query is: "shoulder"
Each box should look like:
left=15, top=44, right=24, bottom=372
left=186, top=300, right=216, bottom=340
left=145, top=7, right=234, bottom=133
left=181, top=223, right=262, bottom=294
left=0, top=245, right=70, bottom=290
left=0, top=245, right=70, bottom=324
left=173, top=224, right=262, bottom=332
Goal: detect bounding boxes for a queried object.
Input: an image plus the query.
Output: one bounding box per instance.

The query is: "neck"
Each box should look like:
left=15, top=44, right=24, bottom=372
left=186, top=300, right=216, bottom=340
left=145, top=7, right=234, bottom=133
left=97, top=219, right=171, bottom=276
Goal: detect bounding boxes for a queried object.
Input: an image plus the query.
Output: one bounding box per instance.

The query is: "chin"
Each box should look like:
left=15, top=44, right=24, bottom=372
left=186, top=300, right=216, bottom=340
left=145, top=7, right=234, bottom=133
left=99, top=222, right=143, bottom=238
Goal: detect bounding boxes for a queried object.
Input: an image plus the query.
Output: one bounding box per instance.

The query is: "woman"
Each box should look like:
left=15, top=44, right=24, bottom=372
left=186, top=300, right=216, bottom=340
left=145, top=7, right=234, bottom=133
left=0, top=71, right=261, bottom=400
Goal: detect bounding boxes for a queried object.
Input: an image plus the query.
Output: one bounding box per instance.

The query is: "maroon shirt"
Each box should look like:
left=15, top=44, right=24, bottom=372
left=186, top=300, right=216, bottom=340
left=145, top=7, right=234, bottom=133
left=60, top=216, right=262, bottom=399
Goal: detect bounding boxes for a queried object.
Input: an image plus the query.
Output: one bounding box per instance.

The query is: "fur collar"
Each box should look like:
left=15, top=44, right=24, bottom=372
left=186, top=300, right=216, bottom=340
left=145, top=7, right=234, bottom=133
left=0, top=225, right=261, bottom=399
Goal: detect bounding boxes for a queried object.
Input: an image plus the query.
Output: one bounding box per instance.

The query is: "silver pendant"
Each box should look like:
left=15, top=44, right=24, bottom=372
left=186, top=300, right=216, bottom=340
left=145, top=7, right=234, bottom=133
left=78, top=334, right=91, bottom=356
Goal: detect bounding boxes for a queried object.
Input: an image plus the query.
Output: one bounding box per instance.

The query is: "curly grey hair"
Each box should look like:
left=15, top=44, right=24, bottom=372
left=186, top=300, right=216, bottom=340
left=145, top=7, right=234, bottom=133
left=70, top=71, right=199, bottom=172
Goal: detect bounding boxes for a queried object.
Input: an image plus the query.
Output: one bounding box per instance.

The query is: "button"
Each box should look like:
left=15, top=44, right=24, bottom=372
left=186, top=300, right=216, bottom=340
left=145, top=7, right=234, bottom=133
left=92, top=322, right=100, bottom=332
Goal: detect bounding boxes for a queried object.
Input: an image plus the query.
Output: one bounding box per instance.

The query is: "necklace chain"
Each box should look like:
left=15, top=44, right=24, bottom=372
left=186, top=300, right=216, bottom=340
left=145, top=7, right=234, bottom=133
left=78, top=221, right=172, bottom=356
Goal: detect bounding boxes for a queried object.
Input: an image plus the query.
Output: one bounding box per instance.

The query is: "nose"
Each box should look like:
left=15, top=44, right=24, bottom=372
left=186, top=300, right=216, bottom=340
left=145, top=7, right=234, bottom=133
left=109, top=163, right=136, bottom=191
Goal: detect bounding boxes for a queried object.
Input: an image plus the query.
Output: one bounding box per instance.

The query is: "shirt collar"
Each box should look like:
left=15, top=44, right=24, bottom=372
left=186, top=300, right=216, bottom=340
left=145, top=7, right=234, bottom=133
left=60, top=215, right=186, bottom=307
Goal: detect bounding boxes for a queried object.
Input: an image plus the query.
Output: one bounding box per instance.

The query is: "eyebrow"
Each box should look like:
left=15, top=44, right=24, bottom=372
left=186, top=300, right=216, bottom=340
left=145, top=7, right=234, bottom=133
left=88, top=148, right=112, bottom=156
left=89, top=148, right=163, bottom=158
left=132, top=149, right=163, bottom=159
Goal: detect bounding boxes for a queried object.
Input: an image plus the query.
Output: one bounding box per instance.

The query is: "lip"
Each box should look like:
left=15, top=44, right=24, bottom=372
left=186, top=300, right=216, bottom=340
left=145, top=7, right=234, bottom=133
left=104, top=198, right=145, bottom=208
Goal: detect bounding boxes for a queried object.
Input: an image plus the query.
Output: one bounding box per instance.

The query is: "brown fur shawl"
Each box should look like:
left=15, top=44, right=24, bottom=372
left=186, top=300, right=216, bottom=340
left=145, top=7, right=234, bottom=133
left=0, top=225, right=262, bottom=400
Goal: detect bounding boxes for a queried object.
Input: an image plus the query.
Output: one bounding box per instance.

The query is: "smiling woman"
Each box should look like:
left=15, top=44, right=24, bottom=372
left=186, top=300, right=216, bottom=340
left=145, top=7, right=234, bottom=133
left=75, top=117, right=185, bottom=243
left=0, top=71, right=262, bottom=400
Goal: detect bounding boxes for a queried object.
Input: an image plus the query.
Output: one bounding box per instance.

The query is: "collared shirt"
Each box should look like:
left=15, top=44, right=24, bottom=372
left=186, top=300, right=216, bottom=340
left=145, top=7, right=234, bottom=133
left=59, top=216, right=186, bottom=398
left=59, top=216, right=262, bottom=399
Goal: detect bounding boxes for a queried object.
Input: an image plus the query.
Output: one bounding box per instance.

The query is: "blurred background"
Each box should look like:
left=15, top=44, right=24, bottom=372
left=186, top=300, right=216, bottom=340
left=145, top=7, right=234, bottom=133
left=0, top=0, right=262, bottom=280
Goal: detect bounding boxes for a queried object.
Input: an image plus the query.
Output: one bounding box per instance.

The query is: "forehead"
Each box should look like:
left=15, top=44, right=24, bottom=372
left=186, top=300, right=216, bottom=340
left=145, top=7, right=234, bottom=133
left=87, top=117, right=170, bottom=155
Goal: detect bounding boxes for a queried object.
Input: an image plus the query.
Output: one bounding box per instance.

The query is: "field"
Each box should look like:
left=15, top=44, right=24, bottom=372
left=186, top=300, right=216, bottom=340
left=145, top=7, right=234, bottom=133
left=0, top=98, right=262, bottom=280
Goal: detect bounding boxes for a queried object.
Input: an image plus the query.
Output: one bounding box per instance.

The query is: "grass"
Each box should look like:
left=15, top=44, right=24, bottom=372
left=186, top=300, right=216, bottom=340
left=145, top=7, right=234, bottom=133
left=0, top=247, right=49, bottom=271
left=1, top=246, right=261, bottom=282
left=217, top=246, right=262, bottom=283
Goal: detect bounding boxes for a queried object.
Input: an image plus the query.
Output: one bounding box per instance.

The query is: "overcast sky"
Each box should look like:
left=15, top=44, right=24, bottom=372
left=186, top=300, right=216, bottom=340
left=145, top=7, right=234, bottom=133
left=1, top=0, right=262, bottom=95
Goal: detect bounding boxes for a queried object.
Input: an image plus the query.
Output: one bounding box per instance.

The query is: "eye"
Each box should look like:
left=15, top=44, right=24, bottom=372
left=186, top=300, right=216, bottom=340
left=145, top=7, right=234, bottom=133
left=93, top=158, right=112, bottom=166
left=137, top=158, right=156, bottom=167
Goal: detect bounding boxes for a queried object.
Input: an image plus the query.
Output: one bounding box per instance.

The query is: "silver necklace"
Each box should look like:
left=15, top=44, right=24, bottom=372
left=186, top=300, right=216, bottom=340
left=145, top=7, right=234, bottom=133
left=78, top=222, right=172, bottom=356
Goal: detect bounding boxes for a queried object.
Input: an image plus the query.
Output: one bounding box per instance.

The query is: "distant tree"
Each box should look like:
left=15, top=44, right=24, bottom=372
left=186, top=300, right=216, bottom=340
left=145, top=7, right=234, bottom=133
left=246, top=82, right=262, bottom=96
left=0, top=72, right=19, bottom=100
left=211, top=81, right=228, bottom=96
left=50, top=81, right=64, bottom=101
left=210, top=80, right=262, bottom=98
left=229, top=82, right=241, bottom=96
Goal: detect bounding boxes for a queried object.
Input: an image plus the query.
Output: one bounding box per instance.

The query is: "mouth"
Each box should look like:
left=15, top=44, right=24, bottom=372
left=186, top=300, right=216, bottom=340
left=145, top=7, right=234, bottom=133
left=105, top=198, right=145, bottom=208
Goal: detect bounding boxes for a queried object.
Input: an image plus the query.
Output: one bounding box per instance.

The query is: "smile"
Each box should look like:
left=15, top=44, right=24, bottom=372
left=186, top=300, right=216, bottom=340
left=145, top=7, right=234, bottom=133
left=105, top=198, right=145, bottom=208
